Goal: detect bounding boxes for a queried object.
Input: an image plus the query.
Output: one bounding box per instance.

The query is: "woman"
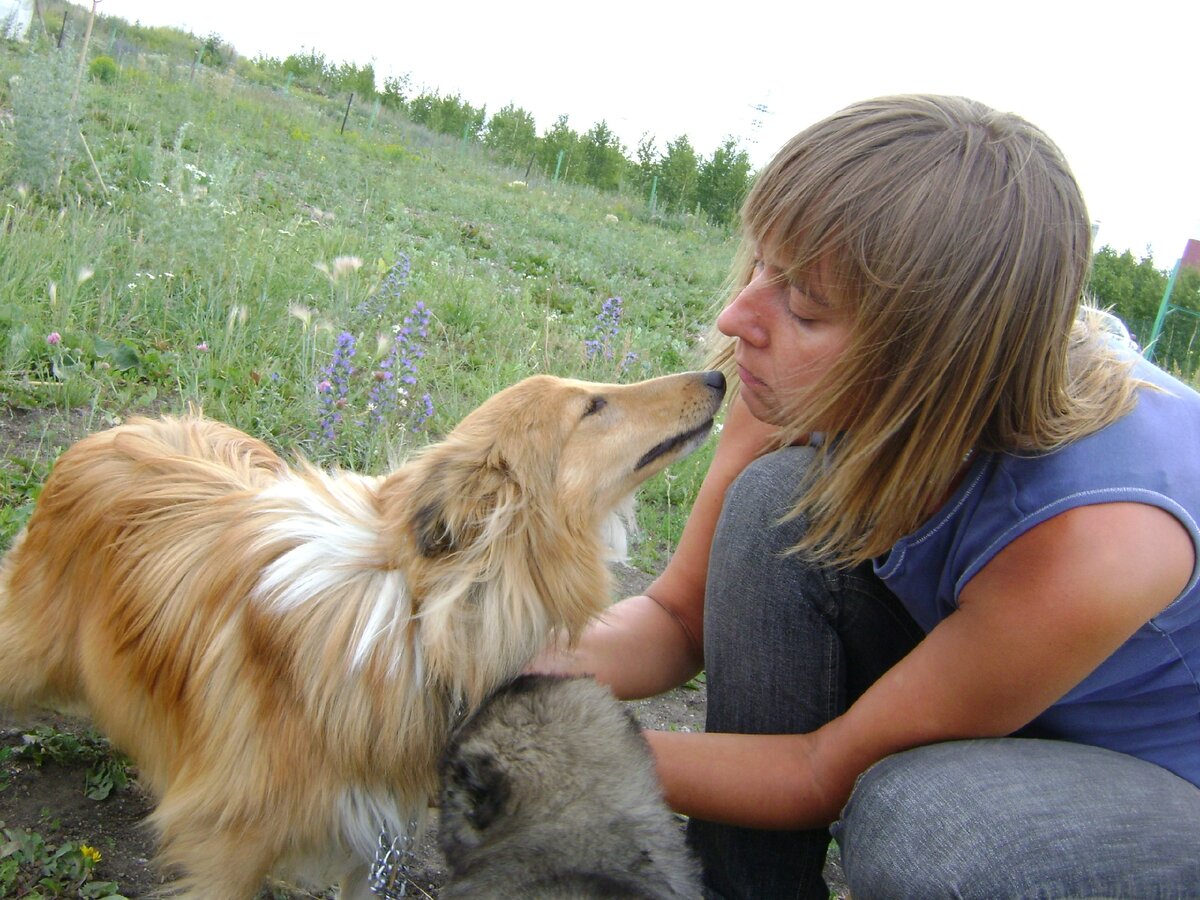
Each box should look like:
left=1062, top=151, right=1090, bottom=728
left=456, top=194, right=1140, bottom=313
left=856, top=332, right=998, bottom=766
left=537, top=94, right=1200, bottom=898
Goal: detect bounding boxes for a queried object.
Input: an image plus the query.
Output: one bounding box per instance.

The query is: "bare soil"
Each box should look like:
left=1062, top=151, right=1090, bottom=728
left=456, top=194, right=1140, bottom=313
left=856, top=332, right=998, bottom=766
left=0, top=406, right=845, bottom=898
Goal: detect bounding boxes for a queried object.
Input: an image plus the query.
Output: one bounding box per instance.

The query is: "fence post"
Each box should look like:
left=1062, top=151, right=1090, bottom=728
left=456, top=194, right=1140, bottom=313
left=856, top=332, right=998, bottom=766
left=1145, top=259, right=1181, bottom=362
left=340, top=93, right=354, bottom=134
left=552, top=149, right=565, bottom=183
left=649, top=175, right=658, bottom=215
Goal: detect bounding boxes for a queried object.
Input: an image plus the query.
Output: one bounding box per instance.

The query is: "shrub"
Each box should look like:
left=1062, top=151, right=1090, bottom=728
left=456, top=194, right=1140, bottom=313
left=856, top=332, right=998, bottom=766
left=88, top=54, right=118, bottom=84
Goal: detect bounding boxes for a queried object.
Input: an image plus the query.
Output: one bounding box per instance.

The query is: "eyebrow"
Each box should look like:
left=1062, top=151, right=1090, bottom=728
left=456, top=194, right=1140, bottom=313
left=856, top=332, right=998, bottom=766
left=757, top=242, right=835, bottom=308
left=790, top=272, right=832, bottom=308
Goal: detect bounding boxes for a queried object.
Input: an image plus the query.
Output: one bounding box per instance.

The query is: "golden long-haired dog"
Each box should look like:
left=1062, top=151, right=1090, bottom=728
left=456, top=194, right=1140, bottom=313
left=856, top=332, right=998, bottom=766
left=0, top=370, right=725, bottom=898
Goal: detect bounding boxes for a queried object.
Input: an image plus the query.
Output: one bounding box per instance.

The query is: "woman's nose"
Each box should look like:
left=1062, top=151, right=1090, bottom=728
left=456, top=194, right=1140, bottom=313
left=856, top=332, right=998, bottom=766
left=717, top=278, right=769, bottom=346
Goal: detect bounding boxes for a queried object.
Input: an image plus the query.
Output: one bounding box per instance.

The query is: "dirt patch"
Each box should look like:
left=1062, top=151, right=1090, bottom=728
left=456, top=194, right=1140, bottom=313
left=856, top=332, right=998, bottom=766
left=0, top=404, right=116, bottom=468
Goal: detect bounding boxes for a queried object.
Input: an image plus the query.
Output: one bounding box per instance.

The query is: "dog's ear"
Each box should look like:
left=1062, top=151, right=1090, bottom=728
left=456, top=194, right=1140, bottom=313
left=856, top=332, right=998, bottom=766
left=451, top=751, right=510, bottom=832
left=413, top=498, right=455, bottom=557
left=409, top=451, right=516, bottom=558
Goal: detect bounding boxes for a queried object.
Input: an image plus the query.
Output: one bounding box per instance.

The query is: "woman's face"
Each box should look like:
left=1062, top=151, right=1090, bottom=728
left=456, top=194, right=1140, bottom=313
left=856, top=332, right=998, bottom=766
left=716, top=246, right=855, bottom=428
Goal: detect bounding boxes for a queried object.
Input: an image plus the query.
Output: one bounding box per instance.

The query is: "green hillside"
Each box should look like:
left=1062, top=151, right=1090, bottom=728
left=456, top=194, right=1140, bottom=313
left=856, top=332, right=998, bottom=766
left=0, top=3, right=740, bottom=566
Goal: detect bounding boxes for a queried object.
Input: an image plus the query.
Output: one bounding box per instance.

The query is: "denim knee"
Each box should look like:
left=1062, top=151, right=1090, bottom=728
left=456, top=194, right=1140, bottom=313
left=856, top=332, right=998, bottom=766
left=833, top=738, right=1200, bottom=899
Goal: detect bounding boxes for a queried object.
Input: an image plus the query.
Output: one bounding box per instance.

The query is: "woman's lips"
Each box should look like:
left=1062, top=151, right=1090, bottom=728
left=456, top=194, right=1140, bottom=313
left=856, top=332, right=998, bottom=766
left=737, top=363, right=765, bottom=391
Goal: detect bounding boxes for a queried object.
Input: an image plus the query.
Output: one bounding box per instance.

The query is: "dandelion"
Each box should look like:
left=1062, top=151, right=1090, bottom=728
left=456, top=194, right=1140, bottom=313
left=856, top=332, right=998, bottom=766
left=80, top=844, right=102, bottom=864
left=46, top=331, right=62, bottom=346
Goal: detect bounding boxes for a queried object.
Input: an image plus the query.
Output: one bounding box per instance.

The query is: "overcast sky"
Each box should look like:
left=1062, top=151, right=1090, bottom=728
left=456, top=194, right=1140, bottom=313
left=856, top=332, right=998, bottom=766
left=88, top=0, right=1200, bottom=269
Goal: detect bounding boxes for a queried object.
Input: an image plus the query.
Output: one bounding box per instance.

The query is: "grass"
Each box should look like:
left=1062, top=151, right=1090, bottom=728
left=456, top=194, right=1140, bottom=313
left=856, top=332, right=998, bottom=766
left=0, top=19, right=738, bottom=568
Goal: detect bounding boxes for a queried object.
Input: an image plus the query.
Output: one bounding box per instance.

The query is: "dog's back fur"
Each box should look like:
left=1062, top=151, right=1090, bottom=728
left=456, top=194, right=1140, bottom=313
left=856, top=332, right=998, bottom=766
left=0, top=371, right=723, bottom=898
left=438, top=675, right=703, bottom=899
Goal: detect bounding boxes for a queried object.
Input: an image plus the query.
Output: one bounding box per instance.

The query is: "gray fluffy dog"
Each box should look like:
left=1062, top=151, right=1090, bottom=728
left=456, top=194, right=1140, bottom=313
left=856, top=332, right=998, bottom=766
left=437, top=674, right=703, bottom=899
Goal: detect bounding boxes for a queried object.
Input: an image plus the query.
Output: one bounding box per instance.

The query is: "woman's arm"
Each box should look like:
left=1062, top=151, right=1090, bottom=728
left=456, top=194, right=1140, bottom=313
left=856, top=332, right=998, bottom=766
left=532, top=395, right=781, bottom=698
left=646, top=501, right=1195, bottom=829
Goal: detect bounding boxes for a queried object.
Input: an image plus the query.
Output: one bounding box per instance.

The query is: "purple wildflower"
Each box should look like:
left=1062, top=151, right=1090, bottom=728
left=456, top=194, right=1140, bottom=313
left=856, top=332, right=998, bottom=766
left=585, top=296, right=624, bottom=361
left=46, top=331, right=62, bottom=346
left=356, top=254, right=412, bottom=322
left=316, top=331, right=357, bottom=448
left=369, top=300, right=434, bottom=432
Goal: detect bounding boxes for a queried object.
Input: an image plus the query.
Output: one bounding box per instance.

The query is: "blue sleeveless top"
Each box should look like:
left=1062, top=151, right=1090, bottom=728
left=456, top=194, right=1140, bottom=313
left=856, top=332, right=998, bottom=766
left=874, top=354, right=1200, bottom=786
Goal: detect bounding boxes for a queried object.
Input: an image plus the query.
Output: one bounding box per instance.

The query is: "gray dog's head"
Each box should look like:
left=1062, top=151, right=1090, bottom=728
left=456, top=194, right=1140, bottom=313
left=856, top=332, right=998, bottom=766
left=437, top=674, right=702, bottom=899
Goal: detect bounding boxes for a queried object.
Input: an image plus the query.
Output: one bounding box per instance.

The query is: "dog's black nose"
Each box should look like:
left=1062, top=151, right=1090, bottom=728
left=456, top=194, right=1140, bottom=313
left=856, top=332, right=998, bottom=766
left=703, top=370, right=726, bottom=393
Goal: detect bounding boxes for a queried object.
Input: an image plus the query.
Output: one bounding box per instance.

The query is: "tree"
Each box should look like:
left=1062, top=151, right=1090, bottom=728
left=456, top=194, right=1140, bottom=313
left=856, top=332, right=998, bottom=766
left=200, top=32, right=232, bottom=69
left=696, top=136, right=752, bottom=226
left=537, top=115, right=581, bottom=182
left=1087, top=246, right=1166, bottom=337
left=658, top=135, right=699, bottom=214
left=380, top=73, right=410, bottom=110
left=407, top=91, right=485, bottom=139
left=332, top=61, right=376, bottom=98
left=485, top=104, right=538, bottom=167
left=435, top=93, right=485, bottom=140
left=581, top=120, right=625, bottom=192
left=633, top=132, right=659, bottom=200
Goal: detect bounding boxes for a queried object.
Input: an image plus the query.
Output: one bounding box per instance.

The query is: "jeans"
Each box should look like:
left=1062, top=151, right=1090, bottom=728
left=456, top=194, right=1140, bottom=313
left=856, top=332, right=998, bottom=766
left=686, top=447, right=1200, bottom=899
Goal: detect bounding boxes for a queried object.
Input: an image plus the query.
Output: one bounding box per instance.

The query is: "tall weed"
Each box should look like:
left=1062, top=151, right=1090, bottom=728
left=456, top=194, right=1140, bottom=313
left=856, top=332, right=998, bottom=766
left=10, top=44, right=79, bottom=193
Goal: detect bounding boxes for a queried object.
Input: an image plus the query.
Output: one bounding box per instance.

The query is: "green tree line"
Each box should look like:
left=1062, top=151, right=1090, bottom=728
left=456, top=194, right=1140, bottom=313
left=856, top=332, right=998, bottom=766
left=236, top=48, right=1200, bottom=375
left=1089, top=246, right=1200, bottom=377
left=239, top=51, right=754, bottom=227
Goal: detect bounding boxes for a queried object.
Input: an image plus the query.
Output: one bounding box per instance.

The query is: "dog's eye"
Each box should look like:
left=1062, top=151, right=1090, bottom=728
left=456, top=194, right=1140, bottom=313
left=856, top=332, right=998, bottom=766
left=582, top=396, right=607, bottom=418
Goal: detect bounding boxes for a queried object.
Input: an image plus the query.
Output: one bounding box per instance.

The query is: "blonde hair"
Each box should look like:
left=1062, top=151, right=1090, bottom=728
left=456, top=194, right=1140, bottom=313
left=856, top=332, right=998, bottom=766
left=708, top=94, right=1137, bottom=566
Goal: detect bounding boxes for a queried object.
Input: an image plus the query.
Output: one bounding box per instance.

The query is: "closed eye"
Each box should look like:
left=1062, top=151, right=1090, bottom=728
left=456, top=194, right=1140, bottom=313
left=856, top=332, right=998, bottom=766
left=583, top=396, right=607, bottom=417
